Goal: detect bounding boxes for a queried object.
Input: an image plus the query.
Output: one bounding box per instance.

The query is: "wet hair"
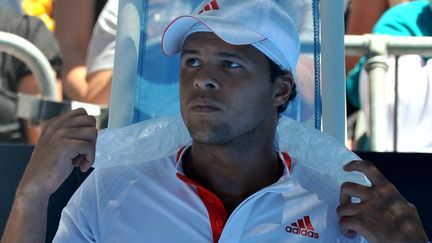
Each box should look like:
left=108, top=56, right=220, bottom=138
left=268, top=59, right=297, bottom=113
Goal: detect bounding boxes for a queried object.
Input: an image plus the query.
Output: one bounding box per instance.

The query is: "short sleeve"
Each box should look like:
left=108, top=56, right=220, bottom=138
left=53, top=172, right=100, bottom=242
left=85, top=0, right=118, bottom=75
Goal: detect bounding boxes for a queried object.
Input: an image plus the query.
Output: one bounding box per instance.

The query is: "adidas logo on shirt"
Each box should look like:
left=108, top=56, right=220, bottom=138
left=285, top=215, right=320, bottom=239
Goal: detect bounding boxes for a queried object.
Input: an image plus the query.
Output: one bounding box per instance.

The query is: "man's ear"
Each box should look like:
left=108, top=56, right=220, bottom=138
left=272, top=72, right=294, bottom=107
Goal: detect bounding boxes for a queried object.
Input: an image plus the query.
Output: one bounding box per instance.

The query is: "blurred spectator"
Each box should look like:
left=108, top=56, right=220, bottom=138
left=344, top=0, right=410, bottom=149
left=84, top=0, right=187, bottom=106
left=84, top=0, right=117, bottom=104
left=21, top=0, right=55, bottom=31
left=0, top=0, right=55, bottom=30
left=0, top=6, right=62, bottom=144
left=0, top=0, right=22, bottom=13
left=54, top=0, right=108, bottom=104
left=345, top=0, right=410, bottom=73
left=347, top=0, right=432, bottom=152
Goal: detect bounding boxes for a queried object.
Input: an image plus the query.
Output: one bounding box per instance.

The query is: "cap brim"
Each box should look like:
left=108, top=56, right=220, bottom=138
left=161, top=15, right=266, bottom=56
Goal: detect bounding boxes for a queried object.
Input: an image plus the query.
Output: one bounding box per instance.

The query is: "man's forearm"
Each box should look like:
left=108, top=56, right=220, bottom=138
left=2, top=109, right=97, bottom=243
left=1, top=189, right=49, bottom=243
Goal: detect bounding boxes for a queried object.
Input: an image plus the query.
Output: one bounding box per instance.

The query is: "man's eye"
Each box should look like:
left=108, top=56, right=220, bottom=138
left=223, top=61, right=241, bottom=68
left=186, top=58, right=202, bottom=67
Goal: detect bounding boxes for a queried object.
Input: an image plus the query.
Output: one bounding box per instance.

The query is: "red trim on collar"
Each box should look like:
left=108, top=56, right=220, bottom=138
left=176, top=146, right=187, bottom=162
left=175, top=147, right=292, bottom=242
left=282, top=152, right=292, bottom=172
left=176, top=173, right=228, bottom=243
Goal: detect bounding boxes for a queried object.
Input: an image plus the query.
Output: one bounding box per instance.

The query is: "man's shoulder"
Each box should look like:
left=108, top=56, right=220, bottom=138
left=93, top=153, right=177, bottom=181
left=77, top=154, right=180, bottom=206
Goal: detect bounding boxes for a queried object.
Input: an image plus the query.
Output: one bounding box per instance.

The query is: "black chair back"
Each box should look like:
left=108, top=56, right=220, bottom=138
left=356, top=151, right=432, bottom=239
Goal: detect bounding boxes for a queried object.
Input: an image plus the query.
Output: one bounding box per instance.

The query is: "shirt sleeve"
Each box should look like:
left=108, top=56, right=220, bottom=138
left=53, top=171, right=100, bottom=242
left=85, top=0, right=118, bottom=76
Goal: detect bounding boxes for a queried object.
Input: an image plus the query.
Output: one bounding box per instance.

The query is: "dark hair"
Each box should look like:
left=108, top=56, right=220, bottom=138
left=269, top=60, right=297, bottom=113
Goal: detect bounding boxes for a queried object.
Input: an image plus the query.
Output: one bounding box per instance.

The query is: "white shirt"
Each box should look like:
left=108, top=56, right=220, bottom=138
left=54, top=146, right=365, bottom=242
left=359, top=56, right=432, bottom=152
left=86, top=0, right=118, bottom=75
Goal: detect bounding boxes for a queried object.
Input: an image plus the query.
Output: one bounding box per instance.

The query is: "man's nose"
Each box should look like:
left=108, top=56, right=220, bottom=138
left=194, top=78, right=220, bottom=90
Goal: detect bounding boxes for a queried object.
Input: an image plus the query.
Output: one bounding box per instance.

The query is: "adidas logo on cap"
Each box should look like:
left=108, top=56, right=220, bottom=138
left=198, top=0, right=220, bottom=14
left=285, top=215, right=320, bottom=239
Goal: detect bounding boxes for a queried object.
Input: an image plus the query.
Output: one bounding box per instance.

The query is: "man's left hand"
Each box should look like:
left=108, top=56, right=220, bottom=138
left=337, top=160, right=428, bottom=243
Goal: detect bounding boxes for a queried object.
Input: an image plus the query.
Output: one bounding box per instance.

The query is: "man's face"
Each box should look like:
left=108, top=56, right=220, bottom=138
left=179, top=32, right=280, bottom=145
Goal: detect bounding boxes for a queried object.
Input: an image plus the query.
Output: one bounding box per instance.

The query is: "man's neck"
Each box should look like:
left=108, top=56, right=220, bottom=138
left=182, top=140, right=283, bottom=214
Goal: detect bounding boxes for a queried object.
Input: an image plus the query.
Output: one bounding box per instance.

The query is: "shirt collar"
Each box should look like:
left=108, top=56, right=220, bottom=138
left=175, top=145, right=293, bottom=184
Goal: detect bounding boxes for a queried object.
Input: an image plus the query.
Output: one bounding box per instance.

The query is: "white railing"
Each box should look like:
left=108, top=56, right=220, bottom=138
left=0, top=31, right=57, bottom=99
left=0, top=31, right=105, bottom=125
left=345, top=35, right=432, bottom=151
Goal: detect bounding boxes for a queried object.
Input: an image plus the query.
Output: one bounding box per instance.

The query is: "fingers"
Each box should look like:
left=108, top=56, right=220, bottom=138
left=339, top=216, right=362, bottom=239
left=338, top=160, right=428, bottom=242
left=344, top=160, right=388, bottom=186
left=68, top=139, right=95, bottom=173
left=72, top=154, right=86, bottom=167
left=63, top=107, right=88, bottom=116
left=338, top=181, right=369, bottom=239
left=40, top=109, right=97, bottom=144
left=67, top=139, right=96, bottom=165
left=79, top=159, right=93, bottom=172
left=65, top=127, right=98, bottom=143
left=57, top=111, right=96, bottom=172
left=340, top=182, right=370, bottom=205
left=337, top=201, right=363, bottom=217
left=18, top=108, right=98, bottom=197
left=71, top=155, right=93, bottom=172
left=43, top=108, right=96, bottom=129
left=64, top=115, right=97, bottom=129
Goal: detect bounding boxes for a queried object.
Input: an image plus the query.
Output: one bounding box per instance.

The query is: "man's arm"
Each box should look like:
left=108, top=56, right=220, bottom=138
left=85, top=69, right=112, bottom=104
left=84, top=0, right=118, bottom=105
left=1, top=109, right=97, bottom=243
left=54, top=0, right=94, bottom=101
left=338, top=160, right=428, bottom=243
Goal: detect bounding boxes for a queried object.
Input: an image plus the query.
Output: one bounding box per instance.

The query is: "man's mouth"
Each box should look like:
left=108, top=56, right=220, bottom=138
left=189, top=98, right=222, bottom=113
left=190, top=105, right=221, bottom=113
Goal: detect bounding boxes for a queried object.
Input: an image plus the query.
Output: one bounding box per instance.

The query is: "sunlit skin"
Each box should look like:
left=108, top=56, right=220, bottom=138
left=179, top=32, right=294, bottom=213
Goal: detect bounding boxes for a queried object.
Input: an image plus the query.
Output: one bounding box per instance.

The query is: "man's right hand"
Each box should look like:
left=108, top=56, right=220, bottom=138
left=18, top=108, right=98, bottom=198
left=1, top=108, right=97, bottom=243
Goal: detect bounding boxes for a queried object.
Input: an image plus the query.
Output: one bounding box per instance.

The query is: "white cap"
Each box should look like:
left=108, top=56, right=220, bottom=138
left=161, top=0, right=300, bottom=72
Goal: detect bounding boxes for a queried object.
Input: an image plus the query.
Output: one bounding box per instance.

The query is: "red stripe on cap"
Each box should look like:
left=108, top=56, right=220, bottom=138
left=211, top=0, right=220, bottom=10
left=304, top=215, right=315, bottom=231
left=204, top=5, right=211, bottom=11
